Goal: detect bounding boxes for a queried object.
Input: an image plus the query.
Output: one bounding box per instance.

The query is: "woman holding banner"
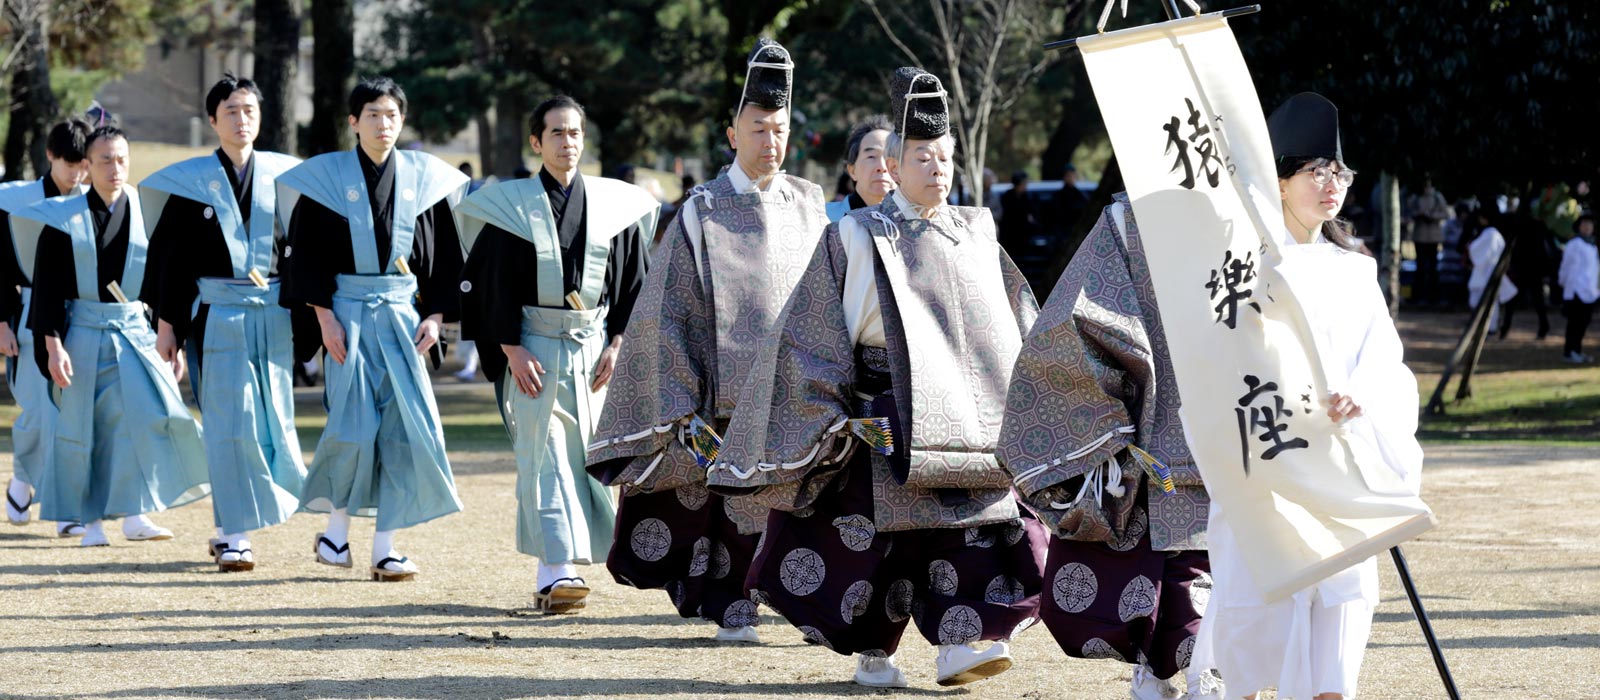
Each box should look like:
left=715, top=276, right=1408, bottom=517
left=1198, top=92, right=1426, bottom=700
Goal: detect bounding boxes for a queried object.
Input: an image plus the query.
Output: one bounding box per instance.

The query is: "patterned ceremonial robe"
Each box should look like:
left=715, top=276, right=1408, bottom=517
left=997, top=195, right=1210, bottom=679
left=708, top=192, right=1048, bottom=657
left=276, top=148, right=468, bottom=531
left=141, top=150, right=307, bottom=535
left=586, top=164, right=827, bottom=629
left=0, top=177, right=84, bottom=491
left=456, top=173, right=657, bottom=565
left=14, top=188, right=210, bottom=523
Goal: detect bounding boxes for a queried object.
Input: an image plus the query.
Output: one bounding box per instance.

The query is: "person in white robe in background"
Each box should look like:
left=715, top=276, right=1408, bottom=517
left=1466, top=209, right=1517, bottom=331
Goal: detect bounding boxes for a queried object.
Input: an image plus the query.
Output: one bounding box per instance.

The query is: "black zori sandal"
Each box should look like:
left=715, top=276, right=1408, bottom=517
left=312, top=533, right=353, bottom=569
left=370, top=556, right=417, bottom=582
left=5, top=492, right=33, bottom=525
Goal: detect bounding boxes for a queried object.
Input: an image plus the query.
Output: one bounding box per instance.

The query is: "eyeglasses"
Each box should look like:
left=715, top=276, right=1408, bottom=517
left=1296, top=164, right=1356, bottom=188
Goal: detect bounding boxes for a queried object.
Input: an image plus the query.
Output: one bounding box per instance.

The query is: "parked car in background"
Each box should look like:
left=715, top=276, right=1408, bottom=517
left=984, top=179, right=1098, bottom=296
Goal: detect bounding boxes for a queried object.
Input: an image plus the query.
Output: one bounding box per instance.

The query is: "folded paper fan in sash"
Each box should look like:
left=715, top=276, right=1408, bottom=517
left=1076, top=14, right=1434, bottom=603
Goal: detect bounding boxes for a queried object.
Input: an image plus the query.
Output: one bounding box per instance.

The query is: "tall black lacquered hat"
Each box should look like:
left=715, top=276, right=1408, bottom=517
left=739, top=38, right=793, bottom=114
left=889, top=67, right=950, bottom=142
left=1267, top=92, right=1343, bottom=163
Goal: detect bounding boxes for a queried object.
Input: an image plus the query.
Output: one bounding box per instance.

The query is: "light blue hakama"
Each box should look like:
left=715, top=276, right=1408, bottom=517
left=278, top=148, right=468, bottom=532
left=196, top=278, right=305, bottom=534
left=2, top=178, right=83, bottom=489
left=141, top=151, right=306, bottom=535
left=7, top=288, right=56, bottom=487
left=456, top=176, right=657, bottom=564
left=504, top=306, right=614, bottom=563
left=39, top=301, right=211, bottom=522
left=12, top=190, right=210, bottom=524
left=300, top=274, right=461, bottom=530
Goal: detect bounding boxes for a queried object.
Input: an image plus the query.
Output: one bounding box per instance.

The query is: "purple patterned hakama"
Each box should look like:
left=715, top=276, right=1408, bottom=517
left=749, top=454, right=1048, bottom=656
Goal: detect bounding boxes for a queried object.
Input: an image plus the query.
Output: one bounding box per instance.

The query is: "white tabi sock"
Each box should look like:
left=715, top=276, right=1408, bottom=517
left=537, top=561, right=579, bottom=591
left=7, top=476, right=30, bottom=503
left=122, top=513, right=155, bottom=537
left=372, top=529, right=401, bottom=566
left=82, top=520, right=107, bottom=546
left=324, top=508, right=351, bottom=545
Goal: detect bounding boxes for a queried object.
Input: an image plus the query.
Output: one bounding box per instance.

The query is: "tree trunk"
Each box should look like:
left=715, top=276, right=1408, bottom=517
left=308, top=0, right=355, bottom=156
left=1379, top=171, right=1403, bottom=320
left=491, top=94, right=528, bottom=179
left=1038, top=113, right=1083, bottom=182
left=3, top=0, right=58, bottom=181
left=253, top=0, right=302, bottom=155
left=471, top=24, right=495, bottom=177
left=475, top=111, right=494, bottom=178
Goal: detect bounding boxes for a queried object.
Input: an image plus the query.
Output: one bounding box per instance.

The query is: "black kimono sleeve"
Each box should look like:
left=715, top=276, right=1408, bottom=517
left=152, top=196, right=232, bottom=339
left=459, top=224, right=536, bottom=383
left=0, top=210, right=22, bottom=324
left=28, top=228, right=75, bottom=376
left=281, top=195, right=463, bottom=323
left=413, top=197, right=463, bottom=322
left=605, top=222, right=648, bottom=342
left=279, top=197, right=348, bottom=312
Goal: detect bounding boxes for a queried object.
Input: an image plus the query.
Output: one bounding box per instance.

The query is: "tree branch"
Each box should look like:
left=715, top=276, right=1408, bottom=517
left=862, top=0, right=930, bottom=67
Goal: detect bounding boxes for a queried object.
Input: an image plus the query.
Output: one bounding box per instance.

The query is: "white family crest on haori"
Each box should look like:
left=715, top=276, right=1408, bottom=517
left=1076, top=14, right=1433, bottom=602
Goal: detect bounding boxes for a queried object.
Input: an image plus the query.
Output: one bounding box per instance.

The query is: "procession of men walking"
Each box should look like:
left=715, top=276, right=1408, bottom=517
left=0, top=14, right=1464, bottom=696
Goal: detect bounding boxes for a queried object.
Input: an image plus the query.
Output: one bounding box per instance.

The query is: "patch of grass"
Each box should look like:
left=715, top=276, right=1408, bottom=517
left=1416, top=366, right=1600, bottom=443
left=289, top=384, right=511, bottom=453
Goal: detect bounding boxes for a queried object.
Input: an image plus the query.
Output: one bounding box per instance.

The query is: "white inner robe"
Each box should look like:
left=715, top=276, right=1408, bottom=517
left=1466, top=226, right=1517, bottom=329
left=1197, top=239, right=1425, bottom=699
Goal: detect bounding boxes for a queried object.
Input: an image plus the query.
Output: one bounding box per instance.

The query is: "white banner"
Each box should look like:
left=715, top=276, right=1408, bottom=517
left=1078, top=15, right=1434, bottom=602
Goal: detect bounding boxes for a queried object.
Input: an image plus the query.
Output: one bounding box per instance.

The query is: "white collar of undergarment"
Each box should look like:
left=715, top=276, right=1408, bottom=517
left=891, top=189, right=948, bottom=221
left=729, top=161, right=784, bottom=194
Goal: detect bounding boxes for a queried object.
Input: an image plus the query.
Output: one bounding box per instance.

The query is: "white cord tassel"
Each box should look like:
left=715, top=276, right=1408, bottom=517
left=1097, top=0, right=1127, bottom=33
left=719, top=418, right=853, bottom=480
left=1098, top=0, right=1203, bottom=34
left=1012, top=425, right=1136, bottom=485
left=1049, top=456, right=1126, bottom=509
left=869, top=210, right=902, bottom=250
left=586, top=422, right=675, bottom=454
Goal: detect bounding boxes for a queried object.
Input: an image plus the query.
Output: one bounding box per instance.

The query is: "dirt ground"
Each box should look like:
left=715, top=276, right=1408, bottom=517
left=3, top=418, right=1596, bottom=699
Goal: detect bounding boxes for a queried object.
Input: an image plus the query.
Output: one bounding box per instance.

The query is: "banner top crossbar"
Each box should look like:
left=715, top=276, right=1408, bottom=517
left=1045, top=4, right=1261, bottom=53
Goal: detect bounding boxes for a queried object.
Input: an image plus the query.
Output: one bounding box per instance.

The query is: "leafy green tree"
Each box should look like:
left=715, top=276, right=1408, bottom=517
left=370, top=0, right=814, bottom=178
left=1237, top=0, right=1599, bottom=310
left=1237, top=0, right=1598, bottom=195
left=3, top=0, right=216, bottom=178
